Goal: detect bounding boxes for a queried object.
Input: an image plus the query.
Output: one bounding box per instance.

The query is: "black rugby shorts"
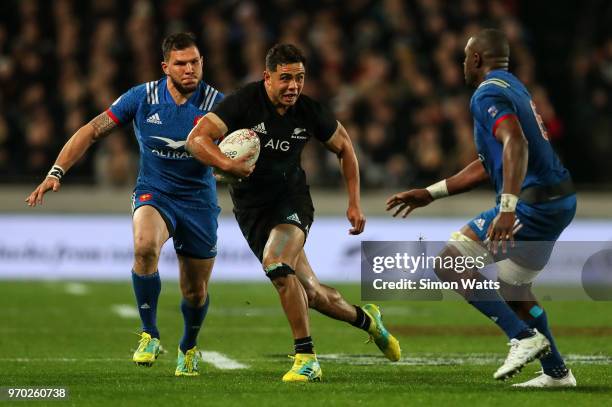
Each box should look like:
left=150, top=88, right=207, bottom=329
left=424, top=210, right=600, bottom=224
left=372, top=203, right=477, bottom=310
left=233, top=191, right=314, bottom=261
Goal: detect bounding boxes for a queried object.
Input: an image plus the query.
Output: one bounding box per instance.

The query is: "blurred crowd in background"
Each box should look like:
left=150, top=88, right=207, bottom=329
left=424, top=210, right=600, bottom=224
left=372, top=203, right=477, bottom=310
left=0, top=0, right=610, bottom=189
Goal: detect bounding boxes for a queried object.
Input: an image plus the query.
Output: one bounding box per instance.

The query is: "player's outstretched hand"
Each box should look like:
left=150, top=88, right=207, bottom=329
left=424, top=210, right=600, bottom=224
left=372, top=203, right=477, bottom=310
left=227, top=153, right=255, bottom=179
left=385, top=189, right=433, bottom=218
left=25, top=177, right=61, bottom=207
left=347, top=204, right=365, bottom=235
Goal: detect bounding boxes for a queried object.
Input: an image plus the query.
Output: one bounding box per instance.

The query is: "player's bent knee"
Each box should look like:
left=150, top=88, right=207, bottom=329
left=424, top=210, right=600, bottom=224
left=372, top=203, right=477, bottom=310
left=498, top=271, right=536, bottom=303
left=264, top=262, right=296, bottom=280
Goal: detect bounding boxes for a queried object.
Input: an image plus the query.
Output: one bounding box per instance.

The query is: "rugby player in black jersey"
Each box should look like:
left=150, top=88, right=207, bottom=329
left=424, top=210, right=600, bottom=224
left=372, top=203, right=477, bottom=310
left=186, top=44, right=400, bottom=382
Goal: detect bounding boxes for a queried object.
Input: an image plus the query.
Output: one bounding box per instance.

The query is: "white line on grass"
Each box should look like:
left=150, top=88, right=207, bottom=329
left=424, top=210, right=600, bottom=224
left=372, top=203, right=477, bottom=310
left=199, top=351, right=249, bottom=369
left=0, top=352, right=249, bottom=369
left=111, top=304, right=139, bottom=319
left=64, top=282, right=89, bottom=295
left=0, top=358, right=125, bottom=362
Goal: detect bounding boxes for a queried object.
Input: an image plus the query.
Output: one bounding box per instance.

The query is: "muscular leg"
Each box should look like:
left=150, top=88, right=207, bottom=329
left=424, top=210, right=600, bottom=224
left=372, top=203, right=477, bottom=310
left=266, top=227, right=399, bottom=363
left=262, top=224, right=310, bottom=340
left=295, top=248, right=400, bottom=361
left=131, top=206, right=169, bottom=338
left=294, top=250, right=357, bottom=323
left=177, top=255, right=214, bottom=352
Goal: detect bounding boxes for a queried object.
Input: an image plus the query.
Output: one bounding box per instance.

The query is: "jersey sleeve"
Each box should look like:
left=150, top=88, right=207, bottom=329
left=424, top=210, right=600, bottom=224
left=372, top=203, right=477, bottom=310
left=212, top=88, right=247, bottom=130
left=107, top=84, right=145, bottom=125
left=309, top=99, right=338, bottom=142
left=211, top=91, right=224, bottom=109
left=471, top=88, right=517, bottom=137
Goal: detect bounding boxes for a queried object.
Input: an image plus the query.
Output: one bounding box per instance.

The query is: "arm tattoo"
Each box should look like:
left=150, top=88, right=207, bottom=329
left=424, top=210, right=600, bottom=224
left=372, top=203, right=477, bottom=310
left=89, top=112, right=117, bottom=140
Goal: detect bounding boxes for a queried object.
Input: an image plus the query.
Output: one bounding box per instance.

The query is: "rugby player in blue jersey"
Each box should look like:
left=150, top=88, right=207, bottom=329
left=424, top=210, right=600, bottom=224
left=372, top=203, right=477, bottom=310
left=26, top=33, right=253, bottom=376
left=386, top=29, right=577, bottom=387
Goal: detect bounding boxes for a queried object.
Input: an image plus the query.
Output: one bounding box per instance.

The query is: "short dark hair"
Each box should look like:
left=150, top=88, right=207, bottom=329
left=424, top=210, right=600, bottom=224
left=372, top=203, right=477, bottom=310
left=473, top=29, right=509, bottom=59
left=265, top=44, right=306, bottom=71
left=162, top=32, right=198, bottom=61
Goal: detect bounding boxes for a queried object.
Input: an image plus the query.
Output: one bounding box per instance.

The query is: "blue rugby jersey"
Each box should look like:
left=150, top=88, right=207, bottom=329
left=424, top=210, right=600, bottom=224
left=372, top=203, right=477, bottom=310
left=107, top=77, right=223, bottom=198
left=470, top=70, right=570, bottom=199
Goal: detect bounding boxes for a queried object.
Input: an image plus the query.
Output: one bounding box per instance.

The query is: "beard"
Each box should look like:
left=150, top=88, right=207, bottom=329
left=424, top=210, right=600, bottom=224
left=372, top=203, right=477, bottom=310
left=169, top=75, right=199, bottom=94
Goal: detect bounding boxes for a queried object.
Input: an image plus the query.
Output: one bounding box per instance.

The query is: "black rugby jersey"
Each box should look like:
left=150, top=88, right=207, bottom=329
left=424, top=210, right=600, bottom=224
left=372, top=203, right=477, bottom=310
left=213, top=80, right=337, bottom=208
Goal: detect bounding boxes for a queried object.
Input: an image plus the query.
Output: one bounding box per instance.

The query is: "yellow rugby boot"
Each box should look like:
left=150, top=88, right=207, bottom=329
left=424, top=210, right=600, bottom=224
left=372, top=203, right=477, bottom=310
left=133, top=332, right=161, bottom=366
left=362, top=304, right=401, bottom=362
left=282, top=353, right=322, bottom=383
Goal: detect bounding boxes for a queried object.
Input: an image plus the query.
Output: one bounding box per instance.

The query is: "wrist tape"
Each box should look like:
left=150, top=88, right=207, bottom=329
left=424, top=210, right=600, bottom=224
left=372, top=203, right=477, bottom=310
left=500, top=193, right=519, bottom=212
left=47, top=164, right=65, bottom=181
left=426, top=179, right=449, bottom=200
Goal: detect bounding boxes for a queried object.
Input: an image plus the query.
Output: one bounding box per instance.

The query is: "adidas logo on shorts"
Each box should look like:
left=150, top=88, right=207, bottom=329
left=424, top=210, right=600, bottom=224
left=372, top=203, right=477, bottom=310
left=251, top=122, right=267, bottom=134
left=287, top=213, right=301, bottom=224
left=146, top=113, right=163, bottom=125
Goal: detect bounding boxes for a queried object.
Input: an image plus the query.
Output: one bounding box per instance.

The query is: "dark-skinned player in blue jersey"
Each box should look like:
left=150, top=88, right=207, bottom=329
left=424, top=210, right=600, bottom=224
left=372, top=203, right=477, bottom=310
left=387, top=29, right=577, bottom=387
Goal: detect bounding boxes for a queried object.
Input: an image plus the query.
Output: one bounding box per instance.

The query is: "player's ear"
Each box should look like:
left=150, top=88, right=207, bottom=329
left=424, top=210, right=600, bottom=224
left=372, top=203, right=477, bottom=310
left=263, top=70, right=271, bottom=84
left=474, top=52, right=482, bottom=69
left=161, top=61, right=169, bottom=75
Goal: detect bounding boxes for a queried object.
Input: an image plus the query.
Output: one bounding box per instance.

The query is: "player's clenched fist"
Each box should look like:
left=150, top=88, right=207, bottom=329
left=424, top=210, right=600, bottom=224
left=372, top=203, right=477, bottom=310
left=25, top=177, right=61, bottom=207
left=385, top=189, right=433, bottom=218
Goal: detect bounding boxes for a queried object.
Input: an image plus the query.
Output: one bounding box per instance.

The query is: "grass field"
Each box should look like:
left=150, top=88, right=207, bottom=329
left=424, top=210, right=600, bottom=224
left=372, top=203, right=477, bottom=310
left=1, top=281, right=611, bottom=406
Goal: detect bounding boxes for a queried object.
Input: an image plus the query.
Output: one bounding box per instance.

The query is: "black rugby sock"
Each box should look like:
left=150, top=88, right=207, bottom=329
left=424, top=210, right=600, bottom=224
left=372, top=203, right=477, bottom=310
left=294, top=336, right=314, bottom=354
left=351, top=305, right=371, bottom=332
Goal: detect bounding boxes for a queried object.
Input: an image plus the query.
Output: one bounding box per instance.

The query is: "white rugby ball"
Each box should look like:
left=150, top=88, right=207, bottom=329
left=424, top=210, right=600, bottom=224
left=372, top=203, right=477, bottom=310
left=214, top=128, right=260, bottom=183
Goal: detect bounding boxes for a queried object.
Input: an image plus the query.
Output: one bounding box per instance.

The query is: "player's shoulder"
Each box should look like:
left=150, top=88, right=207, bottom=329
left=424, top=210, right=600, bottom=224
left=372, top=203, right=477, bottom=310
left=296, top=92, right=329, bottom=116
left=296, top=92, right=319, bottom=107
left=198, top=81, right=224, bottom=110
left=119, top=78, right=164, bottom=105
left=200, top=81, right=223, bottom=97
left=225, top=80, right=261, bottom=101
left=474, top=79, right=510, bottom=99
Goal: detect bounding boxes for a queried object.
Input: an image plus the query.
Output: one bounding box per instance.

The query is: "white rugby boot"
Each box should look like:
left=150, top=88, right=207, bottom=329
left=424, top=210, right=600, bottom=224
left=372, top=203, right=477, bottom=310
left=513, top=369, right=576, bottom=388
left=493, top=329, right=551, bottom=380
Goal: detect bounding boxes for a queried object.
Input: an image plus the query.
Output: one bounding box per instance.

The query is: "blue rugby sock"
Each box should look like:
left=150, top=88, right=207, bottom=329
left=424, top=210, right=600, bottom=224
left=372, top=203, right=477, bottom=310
left=467, top=287, right=532, bottom=339
left=131, top=270, right=161, bottom=339
left=179, top=294, right=210, bottom=353
left=526, top=306, right=568, bottom=378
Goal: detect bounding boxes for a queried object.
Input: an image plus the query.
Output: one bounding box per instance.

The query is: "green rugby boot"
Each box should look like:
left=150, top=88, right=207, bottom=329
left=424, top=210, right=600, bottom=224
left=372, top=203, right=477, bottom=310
left=175, top=346, right=200, bottom=377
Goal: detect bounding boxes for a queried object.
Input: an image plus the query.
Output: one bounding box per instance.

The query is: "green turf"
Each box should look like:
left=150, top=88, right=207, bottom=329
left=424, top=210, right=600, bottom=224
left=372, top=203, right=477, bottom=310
left=0, top=281, right=610, bottom=406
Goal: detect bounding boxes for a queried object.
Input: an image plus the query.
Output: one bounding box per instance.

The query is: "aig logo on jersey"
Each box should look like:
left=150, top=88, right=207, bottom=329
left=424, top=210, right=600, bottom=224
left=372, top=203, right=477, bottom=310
left=264, top=138, right=290, bottom=152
